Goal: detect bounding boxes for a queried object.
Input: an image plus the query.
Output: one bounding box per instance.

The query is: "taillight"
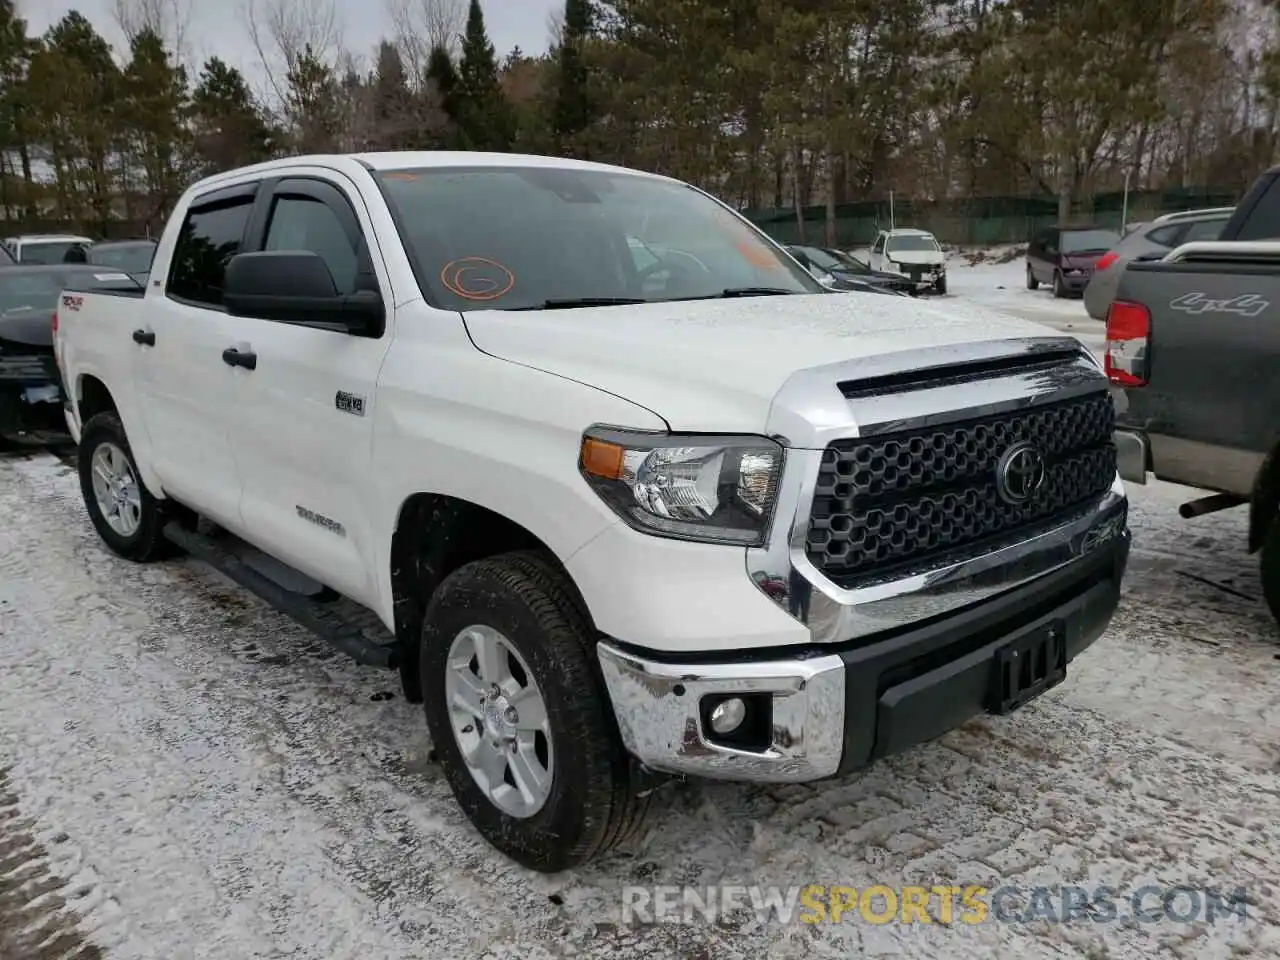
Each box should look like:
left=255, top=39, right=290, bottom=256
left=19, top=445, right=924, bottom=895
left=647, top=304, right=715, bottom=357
left=1095, top=251, right=1119, bottom=271
left=1105, top=300, right=1149, bottom=387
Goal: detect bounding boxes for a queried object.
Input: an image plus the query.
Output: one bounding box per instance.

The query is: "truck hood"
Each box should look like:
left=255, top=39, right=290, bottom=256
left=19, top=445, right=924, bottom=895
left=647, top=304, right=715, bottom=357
left=463, top=293, right=1056, bottom=435
left=887, top=250, right=946, bottom=267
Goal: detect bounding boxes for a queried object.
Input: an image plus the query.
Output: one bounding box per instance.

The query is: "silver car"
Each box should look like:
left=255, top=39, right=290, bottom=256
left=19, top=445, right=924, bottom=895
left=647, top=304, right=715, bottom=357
left=1082, top=207, right=1234, bottom=320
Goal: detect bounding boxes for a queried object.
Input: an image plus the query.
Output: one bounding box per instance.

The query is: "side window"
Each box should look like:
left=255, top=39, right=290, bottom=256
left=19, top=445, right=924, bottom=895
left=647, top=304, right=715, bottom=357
left=263, top=194, right=360, bottom=293
left=1146, top=225, right=1181, bottom=247
left=1236, top=177, right=1280, bottom=242
left=1181, top=217, right=1227, bottom=243
left=167, top=198, right=255, bottom=307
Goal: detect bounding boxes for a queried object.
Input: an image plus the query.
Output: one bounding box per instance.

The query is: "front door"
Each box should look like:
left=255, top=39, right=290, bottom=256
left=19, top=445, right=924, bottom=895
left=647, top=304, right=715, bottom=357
left=135, top=183, right=261, bottom=528
left=221, top=174, right=393, bottom=605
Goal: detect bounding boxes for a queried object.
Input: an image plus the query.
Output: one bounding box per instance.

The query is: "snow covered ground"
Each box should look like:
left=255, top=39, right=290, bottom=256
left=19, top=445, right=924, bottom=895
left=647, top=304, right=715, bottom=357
left=2, top=444, right=1280, bottom=958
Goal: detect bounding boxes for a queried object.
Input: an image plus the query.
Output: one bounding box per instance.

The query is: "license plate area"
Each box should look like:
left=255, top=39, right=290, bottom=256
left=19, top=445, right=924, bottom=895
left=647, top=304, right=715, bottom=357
left=991, top=621, right=1066, bottom=714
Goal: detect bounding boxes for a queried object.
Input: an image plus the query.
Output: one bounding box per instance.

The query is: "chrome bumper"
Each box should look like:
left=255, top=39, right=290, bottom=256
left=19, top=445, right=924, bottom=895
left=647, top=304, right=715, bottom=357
left=1114, top=428, right=1148, bottom=485
left=596, top=641, right=846, bottom=782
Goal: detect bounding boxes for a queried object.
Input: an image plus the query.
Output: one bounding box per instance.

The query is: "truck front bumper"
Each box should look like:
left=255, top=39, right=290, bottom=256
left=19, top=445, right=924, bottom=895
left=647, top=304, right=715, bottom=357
left=598, top=524, right=1129, bottom=782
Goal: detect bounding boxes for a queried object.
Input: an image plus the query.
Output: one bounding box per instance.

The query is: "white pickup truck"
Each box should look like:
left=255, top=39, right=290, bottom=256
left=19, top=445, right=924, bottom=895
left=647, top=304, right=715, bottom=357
left=54, top=151, right=1131, bottom=872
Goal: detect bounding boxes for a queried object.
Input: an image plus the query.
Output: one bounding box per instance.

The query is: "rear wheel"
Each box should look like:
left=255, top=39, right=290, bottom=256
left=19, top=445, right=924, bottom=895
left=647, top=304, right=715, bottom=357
left=1052, top=271, right=1066, bottom=298
left=1026, top=265, right=1039, bottom=290
left=78, top=411, right=173, bottom=562
left=1259, top=520, right=1280, bottom=630
left=419, top=550, right=650, bottom=871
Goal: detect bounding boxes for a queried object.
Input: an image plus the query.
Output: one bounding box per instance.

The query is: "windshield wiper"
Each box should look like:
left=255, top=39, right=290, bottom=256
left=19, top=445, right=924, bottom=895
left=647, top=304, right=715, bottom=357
left=507, top=297, right=649, bottom=310
left=716, top=287, right=797, bottom=298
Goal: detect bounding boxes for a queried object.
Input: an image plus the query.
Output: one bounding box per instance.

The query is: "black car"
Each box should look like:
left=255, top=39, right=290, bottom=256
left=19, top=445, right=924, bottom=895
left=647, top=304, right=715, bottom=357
left=786, top=244, right=917, bottom=295
left=88, top=237, right=157, bottom=283
left=0, top=264, right=140, bottom=445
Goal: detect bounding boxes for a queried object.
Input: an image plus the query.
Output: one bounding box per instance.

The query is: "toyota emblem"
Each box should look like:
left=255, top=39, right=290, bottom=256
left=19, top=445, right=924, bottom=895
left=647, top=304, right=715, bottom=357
left=996, top=442, right=1046, bottom=504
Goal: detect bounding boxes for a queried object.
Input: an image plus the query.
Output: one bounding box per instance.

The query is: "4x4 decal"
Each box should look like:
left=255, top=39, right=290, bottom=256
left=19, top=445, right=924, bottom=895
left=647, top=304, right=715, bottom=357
left=1169, top=292, right=1269, bottom=317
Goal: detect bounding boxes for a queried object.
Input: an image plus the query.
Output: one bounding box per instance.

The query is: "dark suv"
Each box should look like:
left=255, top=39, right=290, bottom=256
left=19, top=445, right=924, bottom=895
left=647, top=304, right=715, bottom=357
left=1026, top=225, right=1120, bottom=298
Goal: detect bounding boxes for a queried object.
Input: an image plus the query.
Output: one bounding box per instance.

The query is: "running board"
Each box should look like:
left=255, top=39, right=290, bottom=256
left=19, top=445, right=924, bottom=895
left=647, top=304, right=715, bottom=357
left=162, top=521, right=399, bottom=668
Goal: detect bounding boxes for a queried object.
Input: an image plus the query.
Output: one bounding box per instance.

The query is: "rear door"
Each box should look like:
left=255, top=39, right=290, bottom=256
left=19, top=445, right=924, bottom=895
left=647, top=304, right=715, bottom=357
left=221, top=173, right=393, bottom=605
left=136, top=182, right=260, bottom=528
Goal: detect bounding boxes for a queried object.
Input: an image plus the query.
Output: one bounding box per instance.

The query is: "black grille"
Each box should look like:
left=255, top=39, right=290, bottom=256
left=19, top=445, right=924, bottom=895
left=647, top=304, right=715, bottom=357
left=806, top=391, right=1116, bottom=586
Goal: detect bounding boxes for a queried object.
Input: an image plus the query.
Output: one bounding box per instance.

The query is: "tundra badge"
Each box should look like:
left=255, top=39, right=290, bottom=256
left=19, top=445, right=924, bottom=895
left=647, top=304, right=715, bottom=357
left=335, top=390, right=366, bottom=416
left=296, top=505, right=346, bottom=537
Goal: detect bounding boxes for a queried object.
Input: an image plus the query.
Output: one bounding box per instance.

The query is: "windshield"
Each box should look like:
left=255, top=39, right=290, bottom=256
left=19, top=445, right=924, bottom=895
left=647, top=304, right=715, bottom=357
left=90, top=242, right=155, bottom=274
left=375, top=166, right=821, bottom=310
left=18, top=241, right=83, bottom=265
left=793, top=246, right=842, bottom=270
left=885, top=235, right=939, bottom=254
left=1061, top=229, right=1120, bottom=254
left=824, top=248, right=870, bottom=273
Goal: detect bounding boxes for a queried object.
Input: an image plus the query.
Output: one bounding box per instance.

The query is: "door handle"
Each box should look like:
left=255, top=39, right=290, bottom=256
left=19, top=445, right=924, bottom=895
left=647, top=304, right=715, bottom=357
left=221, top=347, right=257, bottom=370
left=132, top=328, right=155, bottom=346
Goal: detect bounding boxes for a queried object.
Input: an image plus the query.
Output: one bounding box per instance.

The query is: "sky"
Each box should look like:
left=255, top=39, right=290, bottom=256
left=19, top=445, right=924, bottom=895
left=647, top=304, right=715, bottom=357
left=17, top=0, right=560, bottom=99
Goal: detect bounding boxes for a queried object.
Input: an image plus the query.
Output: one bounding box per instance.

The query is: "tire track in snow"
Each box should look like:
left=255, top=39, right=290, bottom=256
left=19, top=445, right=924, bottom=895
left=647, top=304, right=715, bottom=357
left=0, top=767, right=104, bottom=960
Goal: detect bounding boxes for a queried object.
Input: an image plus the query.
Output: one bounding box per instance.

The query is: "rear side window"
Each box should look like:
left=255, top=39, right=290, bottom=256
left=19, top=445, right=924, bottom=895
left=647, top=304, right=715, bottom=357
left=167, top=198, right=254, bottom=307
left=1235, top=177, right=1280, bottom=242
left=1181, top=217, right=1227, bottom=243
left=1146, top=225, right=1181, bottom=247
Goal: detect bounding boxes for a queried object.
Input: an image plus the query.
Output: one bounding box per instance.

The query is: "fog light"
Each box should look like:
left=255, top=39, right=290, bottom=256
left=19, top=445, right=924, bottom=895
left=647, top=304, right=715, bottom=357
left=709, top=697, right=747, bottom=734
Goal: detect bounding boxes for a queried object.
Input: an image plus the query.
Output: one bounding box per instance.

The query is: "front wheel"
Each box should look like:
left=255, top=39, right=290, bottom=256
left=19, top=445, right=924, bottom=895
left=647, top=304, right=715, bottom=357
left=1026, top=265, right=1039, bottom=290
left=934, top=276, right=947, bottom=295
left=77, top=411, right=173, bottom=561
left=420, top=550, right=650, bottom=872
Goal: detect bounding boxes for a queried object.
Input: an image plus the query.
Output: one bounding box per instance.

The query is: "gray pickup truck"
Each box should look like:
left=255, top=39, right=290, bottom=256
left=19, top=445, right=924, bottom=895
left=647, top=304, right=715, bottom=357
left=1110, top=233, right=1280, bottom=624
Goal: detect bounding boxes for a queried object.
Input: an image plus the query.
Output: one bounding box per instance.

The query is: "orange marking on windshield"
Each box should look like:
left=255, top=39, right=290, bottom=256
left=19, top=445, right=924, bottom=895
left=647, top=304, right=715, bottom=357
left=734, top=241, right=781, bottom=270
left=440, top=257, right=515, bottom=301
left=383, top=172, right=419, bottom=181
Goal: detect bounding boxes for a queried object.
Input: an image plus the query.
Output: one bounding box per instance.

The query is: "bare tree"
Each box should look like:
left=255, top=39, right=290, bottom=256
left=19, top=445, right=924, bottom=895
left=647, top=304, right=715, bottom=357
left=240, top=0, right=341, bottom=109
left=546, top=7, right=564, bottom=48
left=111, top=0, right=193, bottom=62
left=383, top=0, right=464, bottom=83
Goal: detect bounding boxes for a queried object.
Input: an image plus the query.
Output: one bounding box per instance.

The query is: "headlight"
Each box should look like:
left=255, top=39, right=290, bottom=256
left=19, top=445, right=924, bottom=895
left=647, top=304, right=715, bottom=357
left=579, top=427, right=785, bottom=546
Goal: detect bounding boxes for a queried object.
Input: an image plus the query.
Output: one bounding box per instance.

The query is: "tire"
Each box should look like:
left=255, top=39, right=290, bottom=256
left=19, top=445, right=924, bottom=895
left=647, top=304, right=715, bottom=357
left=1026, top=265, right=1039, bottom=290
left=1052, top=271, right=1066, bottom=298
left=934, top=276, right=947, bottom=295
left=1260, top=520, right=1280, bottom=630
left=78, top=411, right=173, bottom=562
left=419, top=550, right=650, bottom=872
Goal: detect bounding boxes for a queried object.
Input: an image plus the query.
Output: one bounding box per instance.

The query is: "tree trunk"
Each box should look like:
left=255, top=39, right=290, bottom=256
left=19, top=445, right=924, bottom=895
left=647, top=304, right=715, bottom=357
left=791, top=141, right=805, bottom=243
left=824, top=141, right=837, bottom=247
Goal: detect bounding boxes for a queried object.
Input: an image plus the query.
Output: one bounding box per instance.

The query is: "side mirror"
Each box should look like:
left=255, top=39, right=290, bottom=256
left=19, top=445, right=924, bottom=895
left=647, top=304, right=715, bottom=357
left=223, top=251, right=383, bottom=336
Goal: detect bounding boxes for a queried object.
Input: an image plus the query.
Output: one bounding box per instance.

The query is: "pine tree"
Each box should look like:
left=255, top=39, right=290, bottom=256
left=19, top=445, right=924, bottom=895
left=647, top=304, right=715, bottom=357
left=122, top=28, right=189, bottom=223
left=454, top=0, right=514, bottom=150
left=190, top=57, right=274, bottom=173
left=550, top=0, right=594, bottom=155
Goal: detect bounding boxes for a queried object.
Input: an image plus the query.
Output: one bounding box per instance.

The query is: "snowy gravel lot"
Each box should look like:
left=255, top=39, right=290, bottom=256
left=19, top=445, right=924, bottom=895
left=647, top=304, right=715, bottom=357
left=3, top=263, right=1280, bottom=958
